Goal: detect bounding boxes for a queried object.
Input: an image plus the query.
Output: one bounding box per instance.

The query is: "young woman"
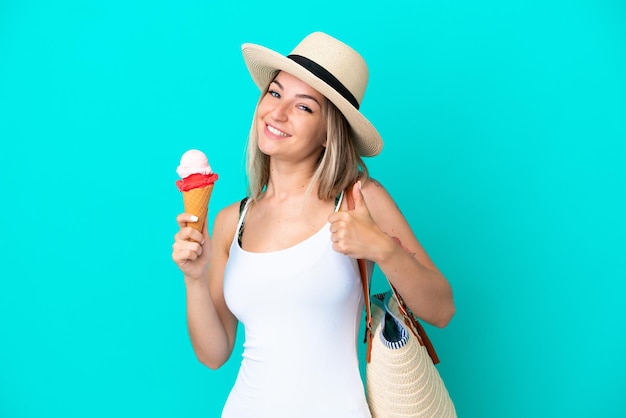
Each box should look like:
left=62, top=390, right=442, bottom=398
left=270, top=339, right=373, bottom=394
left=172, top=32, right=455, bottom=418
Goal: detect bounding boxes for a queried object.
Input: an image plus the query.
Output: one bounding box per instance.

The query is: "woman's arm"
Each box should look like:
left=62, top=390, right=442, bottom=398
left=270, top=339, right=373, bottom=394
left=172, top=203, right=240, bottom=369
left=328, top=180, right=455, bottom=327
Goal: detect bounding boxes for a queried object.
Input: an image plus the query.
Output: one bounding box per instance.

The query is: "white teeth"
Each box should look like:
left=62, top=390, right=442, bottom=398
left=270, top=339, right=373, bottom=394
left=267, top=124, right=288, bottom=137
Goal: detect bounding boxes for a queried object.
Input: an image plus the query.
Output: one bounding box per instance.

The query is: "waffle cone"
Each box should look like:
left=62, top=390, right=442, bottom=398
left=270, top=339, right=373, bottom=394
left=182, top=185, right=214, bottom=231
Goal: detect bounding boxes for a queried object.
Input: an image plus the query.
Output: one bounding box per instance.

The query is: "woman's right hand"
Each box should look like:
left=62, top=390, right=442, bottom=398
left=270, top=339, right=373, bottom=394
left=172, top=213, right=212, bottom=281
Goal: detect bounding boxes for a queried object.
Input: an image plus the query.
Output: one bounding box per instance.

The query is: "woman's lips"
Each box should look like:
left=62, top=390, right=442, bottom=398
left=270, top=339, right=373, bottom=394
left=265, top=123, right=290, bottom=138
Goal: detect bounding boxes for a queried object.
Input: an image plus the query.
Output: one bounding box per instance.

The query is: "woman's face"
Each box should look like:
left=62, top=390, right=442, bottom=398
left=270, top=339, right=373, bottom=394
left=256, top=71, right=327, bottom=163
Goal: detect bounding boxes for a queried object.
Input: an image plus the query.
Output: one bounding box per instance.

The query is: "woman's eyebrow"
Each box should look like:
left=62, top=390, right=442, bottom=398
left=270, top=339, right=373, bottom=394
left=296, top=94, right=321, bottom=107
left=271, top=79, right=321, bottom=107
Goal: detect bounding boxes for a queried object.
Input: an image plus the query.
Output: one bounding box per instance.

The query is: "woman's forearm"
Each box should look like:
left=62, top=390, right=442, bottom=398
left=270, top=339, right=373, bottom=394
left=184, top=275, right=233, bottom=369
left=375, top=236, right=455, bottom=328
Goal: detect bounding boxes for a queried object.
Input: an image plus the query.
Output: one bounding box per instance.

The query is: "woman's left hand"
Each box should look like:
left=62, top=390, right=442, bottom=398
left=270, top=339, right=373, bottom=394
left=328, top=182, right=394, bottom=261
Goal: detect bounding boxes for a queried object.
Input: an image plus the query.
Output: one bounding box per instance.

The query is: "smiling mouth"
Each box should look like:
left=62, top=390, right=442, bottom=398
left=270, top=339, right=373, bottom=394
left=266, top=124, right=290, bottom=137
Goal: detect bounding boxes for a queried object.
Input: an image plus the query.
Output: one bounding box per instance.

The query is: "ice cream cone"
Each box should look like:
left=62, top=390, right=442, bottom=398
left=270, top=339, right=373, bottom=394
left=182, top=184, right=214, bottom=231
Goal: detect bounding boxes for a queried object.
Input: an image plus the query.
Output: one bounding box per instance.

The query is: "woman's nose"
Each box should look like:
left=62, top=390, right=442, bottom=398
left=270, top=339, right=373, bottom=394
left=270, top=101, right=289, bottom=121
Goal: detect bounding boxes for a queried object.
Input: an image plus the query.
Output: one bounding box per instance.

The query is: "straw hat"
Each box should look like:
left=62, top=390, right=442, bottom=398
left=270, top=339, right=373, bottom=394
left=241, top=32, right=383, bottom=157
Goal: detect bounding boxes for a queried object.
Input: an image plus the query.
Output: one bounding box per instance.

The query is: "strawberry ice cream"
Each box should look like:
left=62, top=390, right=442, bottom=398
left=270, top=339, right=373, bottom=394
left=176, top=149, right=218, bottom=231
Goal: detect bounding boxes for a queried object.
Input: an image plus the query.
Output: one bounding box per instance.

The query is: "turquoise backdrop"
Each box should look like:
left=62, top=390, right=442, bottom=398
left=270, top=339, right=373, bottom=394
left=1, top=0, right=624, bottom=417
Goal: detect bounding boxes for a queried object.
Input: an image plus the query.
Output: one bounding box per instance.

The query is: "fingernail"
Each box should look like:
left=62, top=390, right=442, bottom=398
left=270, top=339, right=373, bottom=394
left=358, top=181, right=362, bottom=190
left=190, top=215, right=199, bottom=222
left=201, top=239, right=205, bottom=245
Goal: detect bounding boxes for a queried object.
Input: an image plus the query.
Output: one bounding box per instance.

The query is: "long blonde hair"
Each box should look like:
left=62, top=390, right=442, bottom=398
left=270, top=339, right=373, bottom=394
left=246, top=79, right=369, bottom=201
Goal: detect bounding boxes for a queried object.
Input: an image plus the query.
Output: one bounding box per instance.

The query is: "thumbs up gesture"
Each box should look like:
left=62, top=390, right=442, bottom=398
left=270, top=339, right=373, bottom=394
left=328, top=181, right=390, bottom=260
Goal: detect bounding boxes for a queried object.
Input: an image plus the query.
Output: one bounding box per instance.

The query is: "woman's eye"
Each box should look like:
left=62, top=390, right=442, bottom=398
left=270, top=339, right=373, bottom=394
left=298, top=105, right=313, bottom=113
left=268, top=90, right=280, bottom=98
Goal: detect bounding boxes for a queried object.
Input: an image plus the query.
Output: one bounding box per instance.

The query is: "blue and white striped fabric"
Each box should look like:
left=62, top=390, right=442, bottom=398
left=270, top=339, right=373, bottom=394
left=372, top=292, right=410, bottom=350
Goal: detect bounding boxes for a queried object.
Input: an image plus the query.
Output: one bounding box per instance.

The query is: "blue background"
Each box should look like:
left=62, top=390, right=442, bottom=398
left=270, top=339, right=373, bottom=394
left=1, top=0, right=625, bottom=417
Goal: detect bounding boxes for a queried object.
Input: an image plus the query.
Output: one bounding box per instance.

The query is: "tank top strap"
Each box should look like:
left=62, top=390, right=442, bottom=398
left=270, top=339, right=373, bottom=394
left=236, top=197, right=252, bottom=246
left=334, top=190, right=345, bottom=212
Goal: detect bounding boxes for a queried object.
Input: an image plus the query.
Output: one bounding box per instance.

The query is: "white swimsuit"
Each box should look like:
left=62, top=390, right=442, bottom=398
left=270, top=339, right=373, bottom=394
left=222, top=194, right=371, bottom=417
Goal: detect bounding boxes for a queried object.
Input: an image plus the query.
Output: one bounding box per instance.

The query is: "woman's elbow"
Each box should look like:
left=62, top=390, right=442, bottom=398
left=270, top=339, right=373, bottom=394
left=432, top=300, right=456, bottom=328
left=197, top=355, right=227, bottom=370
left=195, top=349, right=229, bottom=370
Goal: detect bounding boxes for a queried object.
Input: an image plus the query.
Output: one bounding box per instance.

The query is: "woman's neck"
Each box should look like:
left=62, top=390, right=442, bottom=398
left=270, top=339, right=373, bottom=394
left=263, top=160, right=318, bottom=202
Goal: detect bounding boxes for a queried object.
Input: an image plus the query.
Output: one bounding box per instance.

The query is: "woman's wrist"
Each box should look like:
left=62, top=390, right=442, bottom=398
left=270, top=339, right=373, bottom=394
left=183, top=269, right=210, bottom=288
left=372, top=232, right=398, bottom=264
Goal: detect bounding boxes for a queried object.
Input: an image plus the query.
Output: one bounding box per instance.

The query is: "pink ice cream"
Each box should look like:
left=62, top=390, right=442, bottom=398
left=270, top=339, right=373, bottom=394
left=175, top=149, right=218, bottom=191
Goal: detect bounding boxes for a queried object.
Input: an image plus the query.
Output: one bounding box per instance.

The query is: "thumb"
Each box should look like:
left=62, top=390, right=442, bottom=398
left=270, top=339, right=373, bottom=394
left=352, top=181, right=366, bottom=210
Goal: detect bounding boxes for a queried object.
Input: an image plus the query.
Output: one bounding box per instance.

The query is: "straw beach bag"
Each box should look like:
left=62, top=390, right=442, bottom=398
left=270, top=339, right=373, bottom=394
left=346, top=190, right=456, bottom=417
left=362, top=283, right=457, bottom=417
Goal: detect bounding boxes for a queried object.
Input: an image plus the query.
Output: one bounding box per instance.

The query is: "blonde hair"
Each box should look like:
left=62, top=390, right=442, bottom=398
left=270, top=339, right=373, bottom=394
left=246, top=80, right=369, bottom=201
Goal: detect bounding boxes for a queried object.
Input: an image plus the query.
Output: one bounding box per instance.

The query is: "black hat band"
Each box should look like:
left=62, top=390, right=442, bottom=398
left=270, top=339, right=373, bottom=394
left=287, top=54, right=360, bottom=110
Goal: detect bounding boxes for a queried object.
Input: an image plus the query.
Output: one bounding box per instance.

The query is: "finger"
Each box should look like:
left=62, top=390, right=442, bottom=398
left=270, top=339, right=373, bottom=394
left=172, top=238, right=203, bottom=255
left=332, top=241, right=350, bottom=255
left=329, top=227, right=347, bottom=244
left=328, top=211, right=349, bottom=224
left=173, top=237, right=203, bottom=262
left=176, top=213, right=200, bottom=229
left=352, top=181, right=367, bottom=210
left=173, top=240, right=204, bottom=263
left=172, top=248, right=196, bottom=265
left=180, top=249, right=199, bottom=263
left=176, top=224, right=204, bottom=244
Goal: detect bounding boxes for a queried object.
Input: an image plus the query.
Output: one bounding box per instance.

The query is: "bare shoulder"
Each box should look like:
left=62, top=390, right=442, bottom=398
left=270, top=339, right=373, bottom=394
left=360, top=177, right=397, bottom=213
left=212, top=199, right=245, bottom=251
left=362, top=178, right=411, bottom=240
left=361, top=178, right=437, bottom=268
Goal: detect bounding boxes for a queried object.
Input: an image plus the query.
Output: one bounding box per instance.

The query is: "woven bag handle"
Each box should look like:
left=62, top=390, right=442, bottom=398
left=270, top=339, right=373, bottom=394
left=345, top=186, right=440, bottom=365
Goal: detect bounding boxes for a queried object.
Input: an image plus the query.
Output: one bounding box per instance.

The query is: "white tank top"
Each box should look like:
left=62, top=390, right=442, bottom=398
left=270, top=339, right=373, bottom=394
left=222, top=193, right=371, bottom=418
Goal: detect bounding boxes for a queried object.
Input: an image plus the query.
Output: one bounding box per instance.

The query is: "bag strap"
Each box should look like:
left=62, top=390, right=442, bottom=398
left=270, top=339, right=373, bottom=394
left=345, top=186, right=440, bottom=365
left=344, top=189, right=374, bottom=362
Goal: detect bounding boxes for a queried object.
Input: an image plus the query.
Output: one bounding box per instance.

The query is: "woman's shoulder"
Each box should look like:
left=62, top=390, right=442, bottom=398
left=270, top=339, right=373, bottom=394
left=360, top=177, right=393, bottom=201
left=359, top=177, right=403, bottom=218
left=212, top=198, right=248, bottom=244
